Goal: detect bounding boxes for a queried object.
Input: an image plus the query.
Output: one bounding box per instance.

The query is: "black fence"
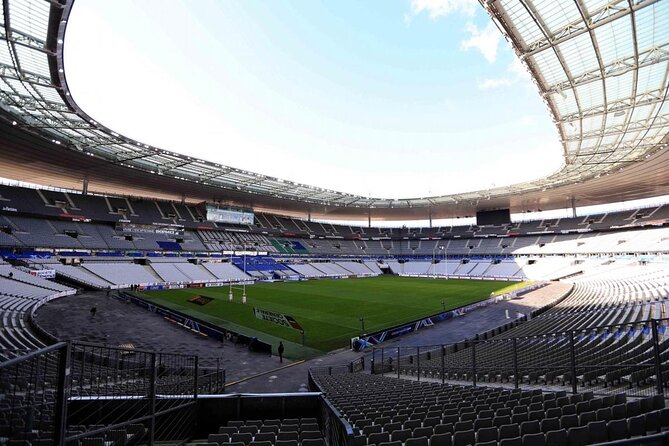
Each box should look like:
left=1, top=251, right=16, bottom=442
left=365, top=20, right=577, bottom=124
left=0, top=340, right=224, bottom=445
left=370, top=318, right=669, bottom=400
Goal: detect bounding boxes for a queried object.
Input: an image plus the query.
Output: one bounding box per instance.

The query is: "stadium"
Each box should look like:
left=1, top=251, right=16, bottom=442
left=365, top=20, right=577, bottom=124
left=0, top=0, right=668, bottom=445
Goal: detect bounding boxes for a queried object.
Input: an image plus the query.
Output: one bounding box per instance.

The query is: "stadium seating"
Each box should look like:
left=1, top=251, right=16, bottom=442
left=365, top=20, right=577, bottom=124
left=312, top=372, right=667, bottom=446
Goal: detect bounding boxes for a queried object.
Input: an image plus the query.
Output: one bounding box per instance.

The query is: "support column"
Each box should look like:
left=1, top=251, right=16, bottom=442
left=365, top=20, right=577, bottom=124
left=571, top=197, right=577, bottom=218
left=368, top=209, right=372, bottom=228
left=82, top=176, right=89, bottom=195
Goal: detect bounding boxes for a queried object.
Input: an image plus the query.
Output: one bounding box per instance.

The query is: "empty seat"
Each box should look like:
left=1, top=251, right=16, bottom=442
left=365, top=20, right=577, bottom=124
left=586, top=420, right=607, bottom=444
left=405, top=437, right=428, bottom=446
left=412, top=427, right=433, bottom=439
left=499, top=437, right=522, bottom=446
left=254, top=433, right=275, bottom=442
left=231, top=433, right=253, bottom=445
left=208, top=433, right=230, bottom=445
left=521, top=432, right=545, bottom=446
left=578, top=411, right=595, bottom=427
left=302, top=439, right=325, bottom=446
left=368, top=432, right=390, bottom=446
left=476, top=426, right=498, bottom=443
left=566, top=426, right=589, bottom=446
left=428, top=433, right=451, bottom=446
left=540, top=418, right=560, bottom=434
left=452, top=430, right=474, bottom=446
left=520, top=420, right=540, bottom=436
left=544, top=429, right=567, bottom=446
left=606, top=419, right=628, bottom=441
left=500, top=424, right=520, bottom=440
left=391, top=429, right=411, bottom=443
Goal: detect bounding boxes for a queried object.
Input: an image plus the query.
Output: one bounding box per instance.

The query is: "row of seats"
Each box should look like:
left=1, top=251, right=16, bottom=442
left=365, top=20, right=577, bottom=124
left=313, top=372, right=668, bottom=446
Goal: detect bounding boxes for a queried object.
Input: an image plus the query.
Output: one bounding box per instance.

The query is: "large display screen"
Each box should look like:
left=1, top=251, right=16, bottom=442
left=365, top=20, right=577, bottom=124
left=476, top=209, right=511, bottom=226
left=206, top=206, right=255, bottom=225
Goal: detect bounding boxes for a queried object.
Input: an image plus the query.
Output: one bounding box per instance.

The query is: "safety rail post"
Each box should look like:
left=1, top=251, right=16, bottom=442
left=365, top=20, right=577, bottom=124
left=568, top=331, right=578, bottom=395
left=417, top=347, right=421, bottom=382
left=397, top=347, right=401, bottom=379
left=194, top=355, right=199, bottom=400
left=149, top=351, right=157, bottom=446
left=512, top=337, right=519, bottom=389
left=381, top=348, right=385, bottom=377
left=54, top=342, right=71, bottom=446
left=471, top=341, right=477, bottom=387
left=372, top=348, right=376, bottom=374
left=651, top=319, right=664, bottom=395
left=441, top=345, right=445, bottom=385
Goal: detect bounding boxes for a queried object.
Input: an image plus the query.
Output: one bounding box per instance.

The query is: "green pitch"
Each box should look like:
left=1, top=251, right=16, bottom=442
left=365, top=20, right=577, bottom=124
left=140, top=276, right=530, bottom=359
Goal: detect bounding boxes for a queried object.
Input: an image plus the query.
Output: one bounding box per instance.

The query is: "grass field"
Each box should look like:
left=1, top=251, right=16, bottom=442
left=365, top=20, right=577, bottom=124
left=140, top=276, right=530, bottom=359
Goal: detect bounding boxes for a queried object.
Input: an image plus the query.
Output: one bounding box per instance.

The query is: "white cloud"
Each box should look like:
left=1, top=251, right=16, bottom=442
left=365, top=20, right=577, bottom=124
left=478, top=78, right=512, bottom=90
left=460, top=21, right=502, bottom=63
left=408, top=0, right=477, bottom=20
left=476, top=55, right=533, bottom=90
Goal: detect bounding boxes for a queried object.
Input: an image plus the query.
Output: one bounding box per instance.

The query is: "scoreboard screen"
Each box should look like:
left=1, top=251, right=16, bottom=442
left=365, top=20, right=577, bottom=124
left=206, top=206, right=255, bottom=225
left=476, top=209, right=511, bottom=226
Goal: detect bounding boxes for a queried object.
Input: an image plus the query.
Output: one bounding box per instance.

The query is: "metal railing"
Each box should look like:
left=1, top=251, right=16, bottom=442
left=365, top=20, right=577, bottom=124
left=369, top=318, right=668, bottom=399
left=0, top=340, right=216, bottom=445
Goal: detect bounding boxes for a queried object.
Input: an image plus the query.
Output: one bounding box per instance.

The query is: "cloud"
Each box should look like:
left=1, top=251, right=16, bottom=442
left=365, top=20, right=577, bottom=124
left=407, top=0, right=477, bottom=21
left=477, top=78, right=512, bottom=90
left=477, top=55, right=532, bottom=90
left=460, top=21, right=502, bottom=63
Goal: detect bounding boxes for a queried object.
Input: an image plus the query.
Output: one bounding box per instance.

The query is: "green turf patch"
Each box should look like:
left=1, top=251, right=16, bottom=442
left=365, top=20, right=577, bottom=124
left=140, top=276, right=529, bottom=359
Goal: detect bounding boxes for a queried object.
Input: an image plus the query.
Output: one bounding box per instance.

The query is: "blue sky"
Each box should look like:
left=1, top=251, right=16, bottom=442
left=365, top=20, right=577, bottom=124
left=64, top=0, right=563, bottom=199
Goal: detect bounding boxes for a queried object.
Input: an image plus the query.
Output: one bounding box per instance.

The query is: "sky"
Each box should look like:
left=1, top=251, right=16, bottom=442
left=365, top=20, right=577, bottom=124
left=63, top=0, right=564, bottom=200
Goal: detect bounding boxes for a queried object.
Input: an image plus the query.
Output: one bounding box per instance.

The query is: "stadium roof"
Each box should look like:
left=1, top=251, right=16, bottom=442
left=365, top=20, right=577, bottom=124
left=0, top=0, right=667, bottom=221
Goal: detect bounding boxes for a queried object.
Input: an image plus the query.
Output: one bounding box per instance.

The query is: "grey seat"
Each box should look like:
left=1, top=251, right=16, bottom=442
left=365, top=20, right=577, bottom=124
left=560, top=415, right=578, bottom=431
left=500, top=424, right=520, bottom=440
left=577, top=411, right=595, bottom=427
left=566, top=426, right=589, bottom=446
left=434, top=424, right=453, bottom=435
left=231, top=432, right=253, bottom=445
left=645, top=410, right=661, bottom=434
left=405, top=436, right=428, bottom=446
left=412, top=427, right=433, bottom=438
left=253, top=432, right=275, bottom=442
left=277, top=431, right=299, bottom=442
left=541, top=417, right=560, bottom=434
left=520, top=420, right=540, bottom=437
left=476, top=426, right=498, bottom=443
left=428, top=433, right=452, bottom=446
left=368, top=432, right=390, bottom=446
left=586, top=420, right=607, bottom=444
left=499, top=437, right=522, bottom=446
left=452, top=430, right=475, bottom=446
left=301, top=439, right=325, bottom=446
left=521, top=432, right=545, bottom=446
left=628, top=414, right=646, bottom=437
left=607, top=419, right=628, bottom=441
left=391, top=429, right=411, bottom=443
left=544, top=429, right=567, bottom=446
left=208, top=433, right=230, bottom=445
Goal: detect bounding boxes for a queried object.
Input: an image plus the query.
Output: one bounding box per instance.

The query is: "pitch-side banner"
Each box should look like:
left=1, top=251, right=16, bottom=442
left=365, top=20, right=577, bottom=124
left=253, top=308, right=304, bottom=332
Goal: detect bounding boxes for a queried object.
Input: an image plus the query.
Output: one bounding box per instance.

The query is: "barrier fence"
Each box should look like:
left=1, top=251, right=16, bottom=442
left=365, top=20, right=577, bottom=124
left=0, top=341, right=224, bottom=445
left=370, top=318, right=669, bottom=399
